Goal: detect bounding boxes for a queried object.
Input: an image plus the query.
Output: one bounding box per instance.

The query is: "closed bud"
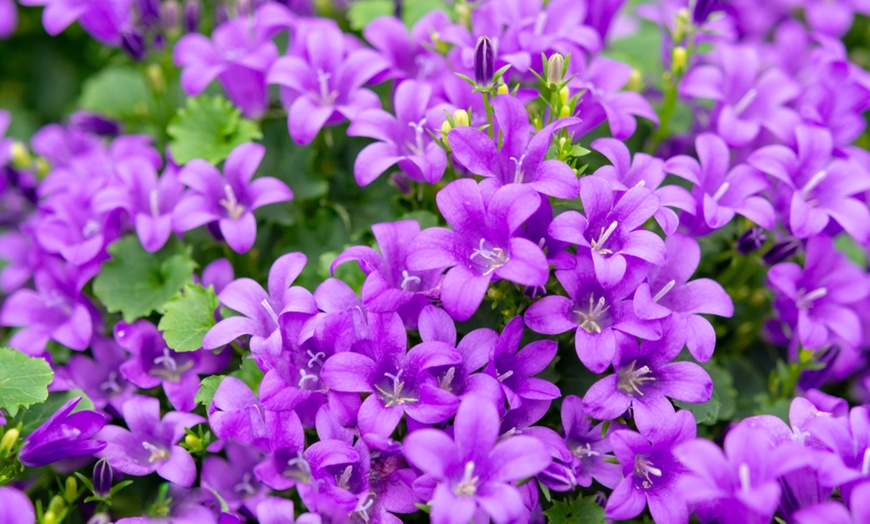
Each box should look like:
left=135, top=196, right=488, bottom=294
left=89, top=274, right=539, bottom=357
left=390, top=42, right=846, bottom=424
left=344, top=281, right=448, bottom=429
left=693, top=0, right=720, bottom=25
left=121, top=29, right=146, bottom=61
left=453, top=109, right=469, bottom=128
left=674, top=8, right=690, bottom=42
left=147, top=64, right=166, bottom=93
left=546, top=53, right=564, bottom=86
left=559, top=86, right=570, bottom=106
left=626, top=69, right=643, bottom=92
left=736, top=227, right=767, bottom=255
left=183, top=0, right=200, bottom=33
left=184, top=432, right=202, bottom=450
left=671, top=46, right=687, bottom=75
left=496, top=83, right=509, bottom=95
left=10, top=142, right=31, bottom=169
left=93, top=458, right=113, bottom=498
left=70, top=112, right=121, bottom=136
left=389, top=172, right=412, bottom=195
left=474, top=36, right=495, bottom=88
left=763, top=237, right=801, bottom=265
left=161, top=0, right=180, bottom=33
left=0, top=427, right=19, bottom=455
left=64, top=476, right=78, bottom=503
left=559, top=105, right=572, bottom=119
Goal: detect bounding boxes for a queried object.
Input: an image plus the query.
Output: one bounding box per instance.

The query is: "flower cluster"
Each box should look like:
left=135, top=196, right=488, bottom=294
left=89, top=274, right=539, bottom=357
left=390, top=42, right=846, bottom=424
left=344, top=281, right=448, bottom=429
left=2, top=0, right=870, bottom=523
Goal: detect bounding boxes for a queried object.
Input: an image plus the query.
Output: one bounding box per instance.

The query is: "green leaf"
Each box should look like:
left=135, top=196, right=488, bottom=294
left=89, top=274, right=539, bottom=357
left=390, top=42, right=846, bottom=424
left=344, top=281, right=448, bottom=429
left=93, top=236, right=197, bottom=323
left=400, top=210, right=440, bottom=230
left=158, top=283, right=220, bottom=352
left=167, top=95, right=262, bottom=165
left=13, top=390, right=93, bottom=436
left=347, top=0, right=393, bottom=31
left=401, top=0, right=448, bottom=27
left=79, top=66, right=151, bottom=122
left=195, top=375, right=225, bottom=407
left=602, top=20, right=664, bottom=80
left=543, top=495, right=606, bottom=524
left=674, top=359, right=737, bottom=425
left=0, top=349, right=54, bottom=418
left=231, top=358, right=265, bottom=394
left=835, top=233, right=867, bottom=268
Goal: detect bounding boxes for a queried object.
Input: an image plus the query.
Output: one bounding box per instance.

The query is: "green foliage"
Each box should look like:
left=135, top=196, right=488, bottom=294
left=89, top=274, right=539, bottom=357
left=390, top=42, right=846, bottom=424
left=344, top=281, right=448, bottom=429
left=674, top=359, right=737, bottom=425
left=167, top=95, right=262, bottom=165
left=158, top=283, right=220, bottom=352
left=14, top=390, right=93, bottom=436
left=79, top=66, right=151, bottom=123
left=543, top=495, right=606, bottom=524
left=195, top=375, right=225, bottom=407
left=93, top=236, right=197, bottom=323
left=346, top=0, right=448, bottom=31
left=231, top=358, right=265, bottom=394
left=835, top=233, right=867, bottom=267
left=0, top=348, right=53, bottom=418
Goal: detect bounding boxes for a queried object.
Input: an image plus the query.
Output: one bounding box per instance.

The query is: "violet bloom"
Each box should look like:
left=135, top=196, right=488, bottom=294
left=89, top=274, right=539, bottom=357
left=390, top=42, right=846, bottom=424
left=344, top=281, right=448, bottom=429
left=449, top=94, right=581, bottom=199
left=0, top=487, right=33, bottom=523
left=633, top=233, right=734, bottom=362
left=34, top=189, right=120, bottom=266
left=173, top=3, right=295, bottom=117
left=362, top=12, right=450, bottom=85
left=347, top=80, right=449, bottom=186
left=794, top=482, right=870, bottom=524
left=675, top=420, right=811, bottom=524
left=591, top=138, right=694, bottom=235
left=567, top=56, right=658, bottom=140
left=583, top=329, right=712, bottom=436
left=204, top=252, right=316, bottom=356
left=173, top=142, right=293, bottom=253
left=116, top=319, right=229, bottom=412
left=803, top=405, right=870, bottom=498
left=524, top=252, right=661, bottom=373
left=19, top=0, right=132, bottom=45
left=18, top=396, right=107, bottom=467
left=748, top=125, right=870, bottom=243
left=330, top=219, right=441, bottom=330
left=403, top=395, right=551, bottom=524
left=483, top=316, right=559, bottom=409
left=93, top=158, right=185, bottom=252
left=267, top=22, right=389, bottom=145
left=560, top=395, right=621, bottom=489
left=548, top=175, right=665, bottom=288
left=606, top=410, right=696, bottom=523
left=65, top=336, right=135, bottom=412
left=96, top=396, right=204, bottom=487
left=405, top=179, right=548, bottom=321
left=680, top=43, right=800, bottom=147
left=115, top=487, right=222, bottom=524
left=202, top=441, right=267, bottom=515
left=665, top=133, right=775, bottom=233
left=0, top=0, right=16, bottom=39
left=768, top=234, right=870, bottom=353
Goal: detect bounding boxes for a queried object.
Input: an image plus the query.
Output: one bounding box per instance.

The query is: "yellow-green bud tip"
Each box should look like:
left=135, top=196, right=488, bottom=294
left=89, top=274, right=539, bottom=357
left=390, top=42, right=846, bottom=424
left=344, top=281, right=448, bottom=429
left=452, top=109, right=470, bottom=128
left=672, top=47, right=687, bottom=75
left=496, top=83, right=509, bottom=96
left=0, top=427, right=19, bottom=455
left=10, top=141, right=31, bottom=169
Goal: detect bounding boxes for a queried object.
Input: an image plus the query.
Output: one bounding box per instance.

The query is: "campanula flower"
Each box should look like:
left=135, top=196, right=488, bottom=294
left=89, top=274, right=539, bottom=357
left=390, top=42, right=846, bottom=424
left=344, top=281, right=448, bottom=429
left=18, top=396, right=107, bottom=467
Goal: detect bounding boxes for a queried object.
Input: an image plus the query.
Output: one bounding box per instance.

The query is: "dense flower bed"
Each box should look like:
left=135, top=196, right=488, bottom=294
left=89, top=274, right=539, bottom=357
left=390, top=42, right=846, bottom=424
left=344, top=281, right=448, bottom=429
left=2, top=0, right=870, bottom=522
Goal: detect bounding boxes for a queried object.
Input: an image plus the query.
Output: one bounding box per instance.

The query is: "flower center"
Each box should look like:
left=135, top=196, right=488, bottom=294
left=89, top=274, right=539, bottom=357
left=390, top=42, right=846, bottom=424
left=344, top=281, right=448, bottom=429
left=99, top=371, right=123, bottom=395
left=150, top=347, right=194, bottom=382
left=573, top=295, right=610, bottom=334
left=261, top=299, right=279, bottom=325
left=315, top=69, right=338, bottom=107
left=454, top=461, right=479, bottom=497
left=373, top=369, right=418, bottom=407
left=590, top=221, right=618, bottom=255
left=802, top=169, right=828, bottom=206
left=285, top=451, right=312, bottom=483
left=573, top=442, right=600, bottom=458
left=738, top=462, right=751, bottom=492
left=400, top=270, right=421, bottom=291
left=863, top=448, right=870, bottom=476
left=533, top=12, right=548, bottom=35
left=617, top=360, right=655, bottom=396
left=406, top=119, right=427, bottom=156
left=233, top=473, right=257, bottom=497
left=796, top=287, right=827, bottom=310
left=142, top=441, right=169, bottom=463
left=149, top=189, right=160, bottom=217
left=633, top=456, right=662, bottom=489
left=336, top=465, right=353, bottom=489
left=82, top=219, right=101, bottom=239
left=355, top=497, right=375, bottom=523
left=219, top=184, right=246, bottom=220
left=711, top=182, right=730, bottom=202
left=652, top=280, right=676, bottom=302
left=510, top=154, right=527, bottom=184
left=470, top=238, right=509, bottom=276
left=438, top=367, right=456, bottom=392
left=733, top=88, right=757, bottom=116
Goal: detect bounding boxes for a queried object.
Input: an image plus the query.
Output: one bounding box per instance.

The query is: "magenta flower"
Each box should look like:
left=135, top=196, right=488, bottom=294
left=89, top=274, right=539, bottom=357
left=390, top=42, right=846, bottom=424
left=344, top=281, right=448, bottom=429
left=19, top=0, right=132, bottom=45
left=0, top=0, right=17, bottom=39
left=362, top=12, right=450, bottom=85
left=18, top=396, right=107, bottom=467
left=559, top=395, right=621, bottom=489
left=0, top=487, right=33, bottom=524
left=173, top=142, right=293, bottom=253
left=402, top=395, right=551, bottom=524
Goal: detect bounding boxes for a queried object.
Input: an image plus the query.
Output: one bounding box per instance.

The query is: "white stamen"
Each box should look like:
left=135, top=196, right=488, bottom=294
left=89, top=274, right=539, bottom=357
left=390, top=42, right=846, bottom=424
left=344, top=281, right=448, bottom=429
left=261, top=299, right=279, bottom=324
left=652, top=280, right=676, bottom=302
left=733, top=88, right=757, bottom=116
left=153, top=347, right=177, bottom=372
left=306, top=350, right=326, bottom=368
left=510, top=154, right=527, bottom=184
left=149, top=189, right=160, bottom=217
left=400, top=270, right=421, bottom=291
left=802, top=170, right=828, bottom=197
left=739, top=463, right=752, bottom=492
left=711, top=182, right=730, bottom=202
left=590, top=221, right=619, bottom=255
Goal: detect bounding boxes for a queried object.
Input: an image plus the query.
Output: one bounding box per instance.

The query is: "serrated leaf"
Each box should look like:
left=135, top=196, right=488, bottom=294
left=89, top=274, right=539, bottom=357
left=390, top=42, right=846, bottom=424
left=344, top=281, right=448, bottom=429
left=167, top=95, right=262, bottom=165
left=543, top=495, right=605, bottom=524
left=93, top=236, right=197, bottom=323
left=79, top=66, right=151, bottom=122
left=158, top=283, right=220, bottom=352
left=195, top=375, right=225, bottom=407
left=347, top=0, right=393, bottom=31
left=0, top=348, right=54, bottom=418
left=231, top=359, right=264, bottom=395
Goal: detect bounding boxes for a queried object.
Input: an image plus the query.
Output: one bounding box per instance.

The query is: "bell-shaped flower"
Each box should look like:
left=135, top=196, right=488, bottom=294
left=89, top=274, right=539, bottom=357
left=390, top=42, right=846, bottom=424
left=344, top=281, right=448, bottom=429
left=362, top=12, right=450, bottom=85
left=449, top=94, right=580, bottom=199
left=793, top=481, right=870, bottom=524
left=202, top=441, right=267, bottom=515
left=548, top=175, right=665, bottom=288
left=665, top=133, right=775, bottom=234
left=173, top=143, right=293, bottom=253
left=18, top=396, right=107, bottom=467
left=402, top=395, right=551, bottom=524
left=65, top=336, right=135, bottom=412
left=348, top=80, right=449, bottom=186
left=406, top=179, right=548, bottom=321
left=34, top=188, right=121, bottom=266
left=267, top=22, right=389, bottom=145
left=96, top=396, right=205, bottom=487
left=559, top=395, right=621, bottom=489
left=19, top=0, right=132, bottom=45
left=524, top=252, right=661, bottom=373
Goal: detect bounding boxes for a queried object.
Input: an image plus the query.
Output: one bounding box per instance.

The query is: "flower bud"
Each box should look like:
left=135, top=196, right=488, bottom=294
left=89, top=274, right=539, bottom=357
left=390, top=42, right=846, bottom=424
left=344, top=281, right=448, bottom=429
left=70, top=112, right=121, bottom=136
left=64, top=476, right=78, bottom=503
left=184, top=432, right=202, bottom=451
left=674, top=8, right=690, bottom=42
left=671, top=46, right=687, bottom=75
left=559, top=86, right=570, bottom=106
left=147, top=64, right=166, bottom=93
left=626, top=69, right=643, bottom=92
left=10, top=142, right=31, bottom=170
left=137, top=0, right=161, bottom=29
left=693, top=0, right=720, bottom=25
left=183, top=0, right=200, bottom=33
left=474, top=36, right=494, bottom=88
left=559, top=105, right=572, bottom=119
left=547, top=53, right=564, bottom=86
left=121, top=29, right=146, bottom=61
left=452, top=109, right=469, bottom=128
left=736, top=227, right=767, bottom=255
left=161, top=0, right=180, bottom=33
left=0, top=427, right=19, bottom=456
left=389, top=172, right=412, bottom=195
left=763, top=237, right=801, bottom=265
left=93, top=458, right=114, bottom=498
left=496, top=83, right=509, bottom=95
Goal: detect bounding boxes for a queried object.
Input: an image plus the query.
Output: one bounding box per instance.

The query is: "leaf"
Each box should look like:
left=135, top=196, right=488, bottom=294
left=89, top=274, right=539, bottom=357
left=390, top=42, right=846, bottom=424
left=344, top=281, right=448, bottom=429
left=400, top=210, right=440, bottom=230
left=231, top=359, right=264, bottom=395
left=835, top=233, right=867, bottom=267
left=13, top=390, right=93, bottom=436
left=167, top=95, right=262, bottom=165
left=158, top=283, right=220, bottom=352
left=674, top=359, right=737, bottom=425
left=93, top=236, right=197, bottom=323
left=543, top=495, right=606, bottom=524
left=347, top=0, right=393, bottom=31
left=79, top=66, right=151, bottom=122
left=0, top=348, right=54, bottom=418
left=194, top=375, right=225, bottom=407
left=401, top=0, right=448, bottom=27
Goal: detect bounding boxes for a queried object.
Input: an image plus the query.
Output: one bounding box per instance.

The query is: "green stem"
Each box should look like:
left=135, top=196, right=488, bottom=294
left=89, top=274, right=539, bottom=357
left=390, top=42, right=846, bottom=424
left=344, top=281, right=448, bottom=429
left=483, top=91, right=494, bottom=139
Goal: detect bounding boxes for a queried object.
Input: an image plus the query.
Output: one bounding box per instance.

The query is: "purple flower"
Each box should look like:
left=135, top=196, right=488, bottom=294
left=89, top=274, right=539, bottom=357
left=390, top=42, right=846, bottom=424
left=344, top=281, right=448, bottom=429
left=803, top=405, right=870, bottom=496
left=767, top=234, right=870, bottom=353
left=606, top=410, right=697, bottom=523
left=173, top=3, right=295, bottom=117
left=483, top=316, right=559, bottom=409
left=362, top=12, right=450, bottom=85
left=0, top=0, right=17, bottom=39
left=0, top=487, right=34, bottom=524
left=96, top=396, right=204, bottom=487
left=204, top=252, right=316, bottom=356
left=583, top=329, right=712, bottom=436
left=173, top=143, right=293, bottom=253
left=406, top=179, right=548, bottom=321
left=524, top=252, right=661, bottom=373
left=748, top=125, right=870, bottom=243
left=665, top=133, right=775, bottom=233
left=548, top=175, right=665, bottom=288
left=680, top=43, right=800, bottom=147
left=794, top=481, right=870, bottom=524
left=65, top=336, right=135, bottom=412
left=559, top=395, right=621, bottom=489
left=18, top=396, right=107, bottom=467
left=267, top=22, right=389, bottom=145
left=202, top=441, right=266, bottom=515
left=449, top=94, right=581, bottom=199
left=330, top=220, right=442, bottom=330
left=19, top=0, right=133, bottom=45
left=347, top=80, right=449, bottom=186
left=34, top=189, right=120, bottom=266
left=403, top=395, right=551, bottom=524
